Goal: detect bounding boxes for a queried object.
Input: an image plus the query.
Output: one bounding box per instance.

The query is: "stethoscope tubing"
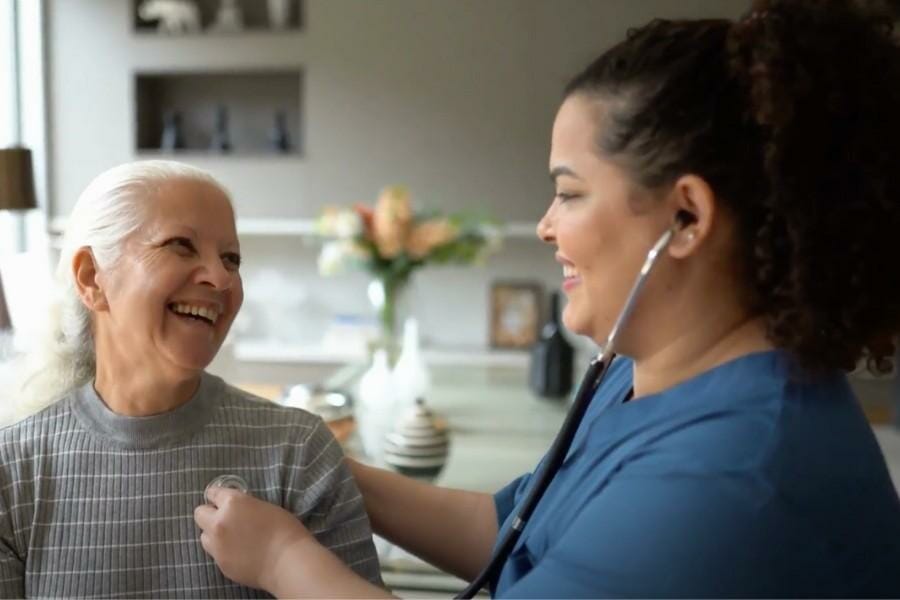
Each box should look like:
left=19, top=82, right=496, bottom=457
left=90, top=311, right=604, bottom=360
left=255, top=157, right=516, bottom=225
left=456, top=227, right=676, bottom=598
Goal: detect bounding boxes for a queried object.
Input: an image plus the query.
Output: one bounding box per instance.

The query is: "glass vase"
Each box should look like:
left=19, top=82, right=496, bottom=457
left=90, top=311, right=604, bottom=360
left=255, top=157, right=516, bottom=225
left=367, top=275, right=409, bottom=362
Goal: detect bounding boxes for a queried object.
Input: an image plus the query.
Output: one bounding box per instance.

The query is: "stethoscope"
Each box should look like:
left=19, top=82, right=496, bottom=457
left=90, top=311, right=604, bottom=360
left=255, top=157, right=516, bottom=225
left=456, top=224, right=679, bottom=598
left=201, top=222, right=681, bottom=597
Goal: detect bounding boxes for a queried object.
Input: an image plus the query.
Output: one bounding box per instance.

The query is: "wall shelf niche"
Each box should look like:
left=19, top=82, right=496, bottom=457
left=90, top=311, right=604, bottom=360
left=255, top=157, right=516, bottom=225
left=133, top=0, right=303, bottom=35
left=135, top=69, right=303, bottom=156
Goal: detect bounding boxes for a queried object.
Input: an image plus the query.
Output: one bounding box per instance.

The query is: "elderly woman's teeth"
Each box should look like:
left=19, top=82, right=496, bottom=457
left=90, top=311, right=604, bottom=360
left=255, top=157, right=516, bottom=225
left=170, top=303, right=219, bottom=325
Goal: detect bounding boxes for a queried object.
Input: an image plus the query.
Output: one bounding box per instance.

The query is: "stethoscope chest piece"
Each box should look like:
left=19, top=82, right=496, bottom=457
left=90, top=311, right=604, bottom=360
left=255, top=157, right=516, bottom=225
left=204, top=474, right=249, bottom=504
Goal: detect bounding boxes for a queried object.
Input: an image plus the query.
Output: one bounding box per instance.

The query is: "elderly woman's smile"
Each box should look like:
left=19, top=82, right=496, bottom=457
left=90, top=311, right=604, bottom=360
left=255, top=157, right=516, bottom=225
left=168, top=301, right=221, bottom=325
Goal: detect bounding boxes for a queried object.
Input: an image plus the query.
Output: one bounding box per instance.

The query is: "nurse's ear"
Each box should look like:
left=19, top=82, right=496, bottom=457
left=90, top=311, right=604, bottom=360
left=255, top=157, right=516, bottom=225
left=665, top=174, right=715, bottom=259
left=72, top=247, right=109, bottom=311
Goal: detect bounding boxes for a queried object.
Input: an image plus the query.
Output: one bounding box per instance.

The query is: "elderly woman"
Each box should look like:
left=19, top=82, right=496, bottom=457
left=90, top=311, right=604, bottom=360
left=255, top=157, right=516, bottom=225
left=0, top=161, right=381, bottom=597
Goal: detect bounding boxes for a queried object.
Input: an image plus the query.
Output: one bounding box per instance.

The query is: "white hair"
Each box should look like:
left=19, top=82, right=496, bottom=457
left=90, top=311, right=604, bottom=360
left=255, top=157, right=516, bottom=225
left=4, top=160, right=229, bottom=423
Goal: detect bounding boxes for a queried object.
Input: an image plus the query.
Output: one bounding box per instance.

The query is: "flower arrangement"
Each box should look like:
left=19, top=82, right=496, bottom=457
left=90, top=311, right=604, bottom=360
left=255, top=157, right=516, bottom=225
left=316, top=185, right=502, bottom=347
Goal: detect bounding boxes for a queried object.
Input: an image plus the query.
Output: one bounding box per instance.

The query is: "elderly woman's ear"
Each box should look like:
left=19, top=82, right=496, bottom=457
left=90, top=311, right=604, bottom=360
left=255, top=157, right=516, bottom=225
left=72, top=247, right=108, bottom=311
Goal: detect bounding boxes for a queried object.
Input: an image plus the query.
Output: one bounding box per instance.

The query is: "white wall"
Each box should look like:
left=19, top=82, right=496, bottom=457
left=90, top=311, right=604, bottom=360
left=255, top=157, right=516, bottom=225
left=45, top=0, right=747, bottom=347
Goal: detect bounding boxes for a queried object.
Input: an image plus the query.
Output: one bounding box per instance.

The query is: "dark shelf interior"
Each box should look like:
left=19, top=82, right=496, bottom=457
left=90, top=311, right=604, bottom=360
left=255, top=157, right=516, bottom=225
left=133, top=0, right=303, bottom=33
left=135, top=70, right=303, bottom=155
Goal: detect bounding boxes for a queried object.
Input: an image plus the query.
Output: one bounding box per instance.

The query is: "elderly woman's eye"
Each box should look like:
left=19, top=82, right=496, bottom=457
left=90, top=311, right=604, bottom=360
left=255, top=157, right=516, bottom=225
left=223, top=253, right=242, bottom=270
left=165, top=237, right=196, bottom=254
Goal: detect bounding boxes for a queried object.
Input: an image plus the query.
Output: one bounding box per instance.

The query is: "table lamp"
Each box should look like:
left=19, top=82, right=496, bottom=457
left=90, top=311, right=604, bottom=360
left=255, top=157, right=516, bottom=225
left=0, top=146, right=37, bottom=330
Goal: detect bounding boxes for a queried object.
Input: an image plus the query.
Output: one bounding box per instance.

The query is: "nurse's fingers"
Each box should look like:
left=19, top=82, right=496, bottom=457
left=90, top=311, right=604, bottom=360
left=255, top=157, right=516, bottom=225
left=194, top=503, right=217, bottom=531
left=205, top=485, right=242, bottom=508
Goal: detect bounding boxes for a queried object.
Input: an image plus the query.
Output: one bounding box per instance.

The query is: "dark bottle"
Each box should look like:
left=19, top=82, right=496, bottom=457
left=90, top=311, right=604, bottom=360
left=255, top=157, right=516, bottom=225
left=269, top=110, right=291, bottom=153
left=529, top=291, right=574, bottom=399
left=894, top=346, right=900, bottom=429
left=209, top=104, right=232, bottom=153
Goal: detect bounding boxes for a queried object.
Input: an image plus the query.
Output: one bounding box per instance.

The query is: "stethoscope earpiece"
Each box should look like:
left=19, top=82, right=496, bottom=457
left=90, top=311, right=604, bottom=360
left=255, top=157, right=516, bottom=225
left=675, top=209, right=696, bottom=228
left=674, top=211, right=698, bottom=244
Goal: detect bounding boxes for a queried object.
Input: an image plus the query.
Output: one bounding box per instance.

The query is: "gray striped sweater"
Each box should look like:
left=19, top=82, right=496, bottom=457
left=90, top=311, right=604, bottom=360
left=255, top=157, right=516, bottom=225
left=0, top=372, right=381, bottom=598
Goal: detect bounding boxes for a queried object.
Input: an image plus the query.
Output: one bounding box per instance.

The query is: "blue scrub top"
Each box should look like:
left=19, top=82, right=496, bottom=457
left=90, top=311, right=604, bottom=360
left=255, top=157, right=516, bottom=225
left=492, top=351, right=900, bottom=597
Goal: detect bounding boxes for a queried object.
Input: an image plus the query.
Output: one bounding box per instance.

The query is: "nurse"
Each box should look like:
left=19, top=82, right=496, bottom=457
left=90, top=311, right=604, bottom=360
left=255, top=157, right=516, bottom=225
left=194, top=0, right=900, bottom=596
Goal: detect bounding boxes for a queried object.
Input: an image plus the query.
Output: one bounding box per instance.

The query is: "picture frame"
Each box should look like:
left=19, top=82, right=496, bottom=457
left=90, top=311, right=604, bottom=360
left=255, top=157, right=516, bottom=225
left=489, top=281, right=543, bottom=349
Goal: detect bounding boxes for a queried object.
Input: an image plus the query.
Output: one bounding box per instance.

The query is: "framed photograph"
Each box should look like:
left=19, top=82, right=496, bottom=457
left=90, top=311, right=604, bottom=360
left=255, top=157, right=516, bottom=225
left=490, top=281, right=543, bottom=349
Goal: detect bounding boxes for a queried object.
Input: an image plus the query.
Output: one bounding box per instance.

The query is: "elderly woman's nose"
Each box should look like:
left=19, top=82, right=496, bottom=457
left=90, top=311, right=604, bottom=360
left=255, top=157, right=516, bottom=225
left=197, top=255, right=234, bottom=290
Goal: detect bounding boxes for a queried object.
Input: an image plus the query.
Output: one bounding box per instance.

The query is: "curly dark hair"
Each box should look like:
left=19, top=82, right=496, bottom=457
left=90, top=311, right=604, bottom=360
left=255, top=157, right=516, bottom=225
left=565, top=0, right=900, bottom=373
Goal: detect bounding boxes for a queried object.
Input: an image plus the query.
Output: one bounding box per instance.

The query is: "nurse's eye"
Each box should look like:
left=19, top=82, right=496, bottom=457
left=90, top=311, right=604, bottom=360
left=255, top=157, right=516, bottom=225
left=555, top=192, right=581, bottom=203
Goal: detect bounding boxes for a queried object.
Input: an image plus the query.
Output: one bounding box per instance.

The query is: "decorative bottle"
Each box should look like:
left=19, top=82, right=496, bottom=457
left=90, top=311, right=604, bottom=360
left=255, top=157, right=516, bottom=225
left=393, top=318, right=430, bottom=412
left=528, top=291, right=574, bottom=399
left=267, top=0, right=292, bottom=29
left=269, top=110, right=291, bottom=153
left=160, top=110, right=185, bottom=151
left=209, top=104, right=232, bottom=153
left=210, top=0, right=244, bottom=32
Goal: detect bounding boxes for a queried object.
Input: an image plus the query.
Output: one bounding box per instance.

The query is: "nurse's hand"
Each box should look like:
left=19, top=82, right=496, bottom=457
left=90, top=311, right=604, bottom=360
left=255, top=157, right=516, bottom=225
left=195, top=487, right=393, bottom=599
left=194, top=486, right=308, bottom=593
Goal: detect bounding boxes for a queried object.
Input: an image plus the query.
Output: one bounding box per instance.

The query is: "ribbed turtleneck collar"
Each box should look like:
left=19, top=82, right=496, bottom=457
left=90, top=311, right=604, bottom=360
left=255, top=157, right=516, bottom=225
left=69, top=372, right=223, bottom=449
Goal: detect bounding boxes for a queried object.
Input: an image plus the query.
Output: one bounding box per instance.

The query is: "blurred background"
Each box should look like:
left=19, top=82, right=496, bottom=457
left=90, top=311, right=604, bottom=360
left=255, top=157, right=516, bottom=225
left=3, top=0, right=768, bottom=356
left=1, top=1, right=897, bottom=594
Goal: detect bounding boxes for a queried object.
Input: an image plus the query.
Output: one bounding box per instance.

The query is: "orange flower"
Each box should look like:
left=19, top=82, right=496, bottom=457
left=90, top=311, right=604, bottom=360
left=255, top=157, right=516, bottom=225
left=353, top=203, right=375, bottom=240
left=373, top=186, right=412, bottom=258
left=405, top=219, right=458, bottom=259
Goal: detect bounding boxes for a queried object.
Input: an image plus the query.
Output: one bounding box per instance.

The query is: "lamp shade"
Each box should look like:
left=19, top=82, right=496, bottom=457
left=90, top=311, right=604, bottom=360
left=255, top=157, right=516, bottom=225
left=0, top=147, right=37, bottom=211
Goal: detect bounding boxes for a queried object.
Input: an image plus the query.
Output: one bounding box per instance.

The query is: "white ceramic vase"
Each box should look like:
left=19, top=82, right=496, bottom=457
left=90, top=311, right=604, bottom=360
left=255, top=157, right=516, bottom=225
left=355, top=350, right=395, bottom=461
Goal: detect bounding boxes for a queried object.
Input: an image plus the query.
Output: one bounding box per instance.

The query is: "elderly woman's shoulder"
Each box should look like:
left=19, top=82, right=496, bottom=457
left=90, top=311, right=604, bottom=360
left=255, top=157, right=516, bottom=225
left=215, top=379, right=328, bottom=429
left=0, top=391, right=75, bottom=452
